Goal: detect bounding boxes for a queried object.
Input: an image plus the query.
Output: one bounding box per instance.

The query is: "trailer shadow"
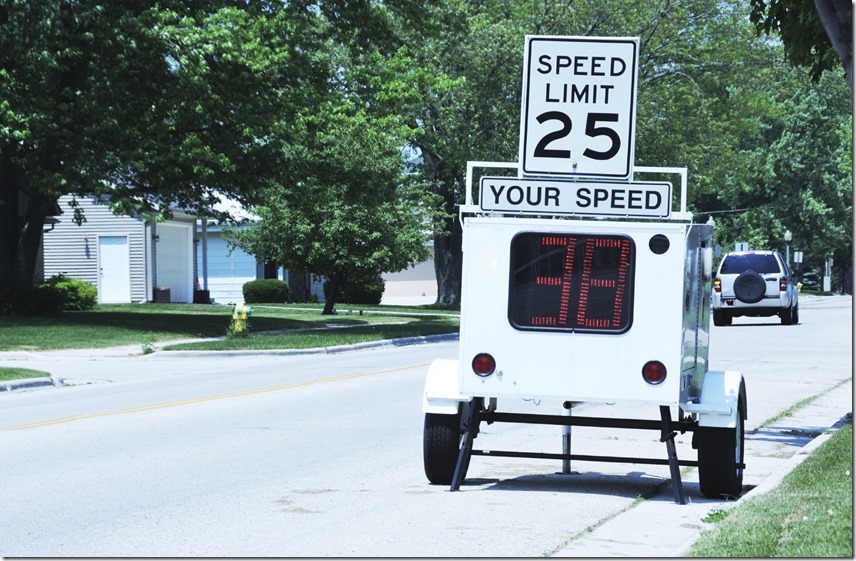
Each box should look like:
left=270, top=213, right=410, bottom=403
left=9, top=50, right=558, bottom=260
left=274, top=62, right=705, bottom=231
left=465, top=471, right=689, bottom=502
left=461, top=471, right=755, bottom=504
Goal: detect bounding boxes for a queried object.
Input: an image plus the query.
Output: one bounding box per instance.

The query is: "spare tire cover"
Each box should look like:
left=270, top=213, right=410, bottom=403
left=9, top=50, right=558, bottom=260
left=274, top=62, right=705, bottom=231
left=733, top=270, right=766, bottom=303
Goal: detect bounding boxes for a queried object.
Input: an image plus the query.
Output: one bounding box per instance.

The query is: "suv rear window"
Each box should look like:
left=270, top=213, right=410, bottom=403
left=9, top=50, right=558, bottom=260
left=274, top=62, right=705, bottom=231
left=720, top=254, right=780, bottom=274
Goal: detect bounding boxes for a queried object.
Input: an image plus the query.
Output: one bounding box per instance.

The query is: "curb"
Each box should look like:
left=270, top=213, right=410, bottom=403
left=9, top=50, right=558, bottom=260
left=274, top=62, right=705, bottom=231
left=0, top=376, right=63, bottom=393
left=149, top=332, right=459, bottom=358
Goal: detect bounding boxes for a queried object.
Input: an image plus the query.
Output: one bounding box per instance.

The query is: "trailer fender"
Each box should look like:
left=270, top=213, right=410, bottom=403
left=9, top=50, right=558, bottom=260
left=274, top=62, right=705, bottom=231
left=684, top=370, right=747, bottom=428
left=422, top=359, right=469, bottom=415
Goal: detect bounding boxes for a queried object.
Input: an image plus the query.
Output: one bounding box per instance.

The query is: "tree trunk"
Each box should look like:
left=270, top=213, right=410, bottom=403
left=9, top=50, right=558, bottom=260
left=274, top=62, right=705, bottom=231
left=322, top=276, right=339, bottom=315
left=433, top=214, right=463, bottom=306
left=0, top=158, right=49, bottom=292
left=813, top=0, right=853, bottom=90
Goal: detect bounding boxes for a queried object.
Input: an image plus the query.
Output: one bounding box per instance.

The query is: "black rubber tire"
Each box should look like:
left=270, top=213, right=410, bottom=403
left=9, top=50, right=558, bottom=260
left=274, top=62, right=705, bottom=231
left=792, top=303, right=799, bottom=324
left=697, top=399, right=745, bottom=499
left=733, top=270, right=766, bottom=303
left=781, top=305, right=794, bottom=325
left=423, top=407, right=465, bottom=485
left=713, top=309, right=732, bottom=326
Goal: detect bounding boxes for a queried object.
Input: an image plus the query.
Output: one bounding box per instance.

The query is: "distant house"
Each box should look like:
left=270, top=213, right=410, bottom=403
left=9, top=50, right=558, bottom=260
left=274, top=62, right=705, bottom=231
left=380, top=243, right=437, bottom=306
left=43, top=194, right=198, bottom=303
left=43, top=193, right=433, bottom=306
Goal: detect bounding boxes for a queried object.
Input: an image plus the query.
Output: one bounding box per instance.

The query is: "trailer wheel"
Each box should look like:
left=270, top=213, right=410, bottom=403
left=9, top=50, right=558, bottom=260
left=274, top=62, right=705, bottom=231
left=697, top=398, right=745, bottom=499
left=423, top=404, right=468, bottom=485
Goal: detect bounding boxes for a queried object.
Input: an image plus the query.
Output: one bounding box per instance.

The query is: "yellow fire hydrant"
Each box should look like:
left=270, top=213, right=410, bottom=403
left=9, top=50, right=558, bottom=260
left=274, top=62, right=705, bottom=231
left=231, top=301, right=253, bottom=336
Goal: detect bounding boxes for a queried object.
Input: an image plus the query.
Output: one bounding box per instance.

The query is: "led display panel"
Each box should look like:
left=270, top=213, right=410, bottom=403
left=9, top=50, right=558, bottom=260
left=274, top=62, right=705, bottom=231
left=508, top=232, right=635, bottom=333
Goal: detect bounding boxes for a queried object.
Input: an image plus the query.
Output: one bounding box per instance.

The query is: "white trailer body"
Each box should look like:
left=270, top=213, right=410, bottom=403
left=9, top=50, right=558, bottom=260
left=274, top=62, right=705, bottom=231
left=458, top=217, right=712, bottom=406
left=421, top=166, right=747, bottom=503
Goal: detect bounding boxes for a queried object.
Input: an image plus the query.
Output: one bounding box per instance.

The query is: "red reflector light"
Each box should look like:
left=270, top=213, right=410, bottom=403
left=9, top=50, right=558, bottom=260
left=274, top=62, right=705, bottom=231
left=713, top=278, right=721, bottom=293
left=642, top=361, right=666, bottom=385
left=472, top=353, right=496, bottom=377
left=779, top=277, right=787, bottom=291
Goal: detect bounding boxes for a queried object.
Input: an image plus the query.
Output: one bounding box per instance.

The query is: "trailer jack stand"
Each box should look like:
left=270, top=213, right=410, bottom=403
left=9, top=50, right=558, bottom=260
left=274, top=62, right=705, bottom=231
left=450, top=397, right=482, bottom=492
left=659, top=406, right=686, bottom=505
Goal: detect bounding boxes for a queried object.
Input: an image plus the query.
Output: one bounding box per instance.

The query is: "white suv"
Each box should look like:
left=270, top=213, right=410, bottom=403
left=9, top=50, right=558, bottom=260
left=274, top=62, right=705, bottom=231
left=712, top=250, right=799, bottom=326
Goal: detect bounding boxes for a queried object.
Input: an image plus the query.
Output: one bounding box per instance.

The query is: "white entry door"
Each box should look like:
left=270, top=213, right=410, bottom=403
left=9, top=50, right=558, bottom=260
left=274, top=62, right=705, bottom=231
left=98, top=236, right=131, bottom=303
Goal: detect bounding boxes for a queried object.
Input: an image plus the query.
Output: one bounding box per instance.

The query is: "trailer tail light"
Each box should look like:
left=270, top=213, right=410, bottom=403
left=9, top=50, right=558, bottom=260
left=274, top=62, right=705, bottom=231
left=642, top=361, right=666, bottom=385
left=472, top=353, right=496, bottom=377
left=779, top=277, right=787, bottom=291
left=713, top=277, right=721, bottom=293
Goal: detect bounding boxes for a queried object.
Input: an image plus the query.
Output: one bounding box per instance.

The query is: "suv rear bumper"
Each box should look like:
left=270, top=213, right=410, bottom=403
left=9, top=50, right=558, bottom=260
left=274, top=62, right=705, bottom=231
left=712, top=293, right=793, bottom=314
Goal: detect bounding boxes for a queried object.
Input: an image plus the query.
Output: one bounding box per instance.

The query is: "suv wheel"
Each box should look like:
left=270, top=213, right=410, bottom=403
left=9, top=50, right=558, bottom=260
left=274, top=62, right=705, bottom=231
left=713, top=309, right=732, bottom=326
left=733, top=270, right=766, bottom=303
left=781, top=303, right=799, bottom=325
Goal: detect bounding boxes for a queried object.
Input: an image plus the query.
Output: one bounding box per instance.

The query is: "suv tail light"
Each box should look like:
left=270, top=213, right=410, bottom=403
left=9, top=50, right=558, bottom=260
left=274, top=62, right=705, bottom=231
left=779, top=277, right=787, bottom=291
left=713, top=277, right=722, bottom=293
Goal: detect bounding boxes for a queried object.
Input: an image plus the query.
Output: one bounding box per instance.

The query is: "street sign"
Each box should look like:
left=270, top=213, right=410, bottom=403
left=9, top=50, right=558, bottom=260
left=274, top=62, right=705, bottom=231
left=519, top=36, right=639, bottom=179
left=479, top=177, right=671, bottom=218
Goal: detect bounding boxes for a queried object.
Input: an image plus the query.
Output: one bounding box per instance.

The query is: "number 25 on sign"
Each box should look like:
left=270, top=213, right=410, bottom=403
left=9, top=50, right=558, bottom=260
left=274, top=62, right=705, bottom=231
left=519, top=36, right=639, bottom=179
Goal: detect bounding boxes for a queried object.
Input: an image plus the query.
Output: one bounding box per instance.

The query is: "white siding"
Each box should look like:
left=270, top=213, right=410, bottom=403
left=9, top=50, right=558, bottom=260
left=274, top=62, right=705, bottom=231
left=43, top=195, right=148, bottom=303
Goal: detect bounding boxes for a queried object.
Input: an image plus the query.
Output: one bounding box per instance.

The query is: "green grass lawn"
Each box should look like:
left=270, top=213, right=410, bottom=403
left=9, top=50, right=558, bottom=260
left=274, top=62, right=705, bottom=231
left=689, top=420, right=853, bottom=557
left=0, top=302, right=459, bottom=352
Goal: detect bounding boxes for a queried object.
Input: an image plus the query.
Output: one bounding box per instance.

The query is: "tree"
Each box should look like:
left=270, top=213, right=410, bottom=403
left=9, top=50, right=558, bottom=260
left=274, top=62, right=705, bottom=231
left=224, top=105, right=432, bottom=315
left=711, top=71, right=852, bottom=288
left=0, top=0, right=426, bottom=300
left=391, top=0, right=795, bottom=305
left=749, top=0, right=853, bottom=88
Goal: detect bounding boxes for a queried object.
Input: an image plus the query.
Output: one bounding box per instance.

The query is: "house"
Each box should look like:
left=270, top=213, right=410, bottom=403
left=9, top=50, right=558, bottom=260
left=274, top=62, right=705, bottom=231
left=43, top=194, right=198, bottom=303
left=380, top=244, right=438, bottom=306
left=43, top=193, right=434, bottom=306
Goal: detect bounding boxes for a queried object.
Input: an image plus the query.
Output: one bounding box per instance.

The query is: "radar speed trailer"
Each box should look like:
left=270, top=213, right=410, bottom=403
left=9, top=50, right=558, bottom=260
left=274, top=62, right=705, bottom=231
left=421, top=35, right=746, bottom=504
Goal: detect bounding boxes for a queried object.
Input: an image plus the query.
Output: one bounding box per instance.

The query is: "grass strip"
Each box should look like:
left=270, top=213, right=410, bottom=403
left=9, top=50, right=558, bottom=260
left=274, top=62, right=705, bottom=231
left=0, top=303, right=459, bottom=351
left=688, top=420, right=853, bottom=557
left=0, top=367, right=51, bottom=382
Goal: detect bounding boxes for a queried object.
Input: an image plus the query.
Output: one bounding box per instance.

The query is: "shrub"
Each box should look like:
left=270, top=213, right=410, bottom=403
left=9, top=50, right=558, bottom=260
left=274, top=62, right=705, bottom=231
left=0, top=284, right=65, bottom=315
left=243, top=279, right=289, bottom=303
left=324, top=274, right=385, bottom=305
left=43, top=274, right=97, bottom=311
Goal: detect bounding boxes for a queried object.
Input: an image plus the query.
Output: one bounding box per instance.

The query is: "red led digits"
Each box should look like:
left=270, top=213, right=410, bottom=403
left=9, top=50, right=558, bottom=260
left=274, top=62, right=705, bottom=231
left=508, top=232, right=634, bottom=334
left=577, top=237, right=632, bottom=329
left=557, top=237, right=577, bottom=325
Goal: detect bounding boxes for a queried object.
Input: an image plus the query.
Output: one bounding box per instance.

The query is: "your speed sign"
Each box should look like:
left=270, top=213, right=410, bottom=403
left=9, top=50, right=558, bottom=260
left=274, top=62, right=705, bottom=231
left=519, top=36, right=639, bottom=179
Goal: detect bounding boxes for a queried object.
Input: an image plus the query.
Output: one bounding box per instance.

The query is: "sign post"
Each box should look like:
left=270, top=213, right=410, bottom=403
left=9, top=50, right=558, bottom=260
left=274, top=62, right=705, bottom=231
left=519, top=36, right=639, bottom=179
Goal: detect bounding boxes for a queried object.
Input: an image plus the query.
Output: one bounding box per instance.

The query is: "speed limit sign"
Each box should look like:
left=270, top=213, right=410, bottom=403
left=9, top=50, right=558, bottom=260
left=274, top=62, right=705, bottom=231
left=519, top=36, right=639, bottom=179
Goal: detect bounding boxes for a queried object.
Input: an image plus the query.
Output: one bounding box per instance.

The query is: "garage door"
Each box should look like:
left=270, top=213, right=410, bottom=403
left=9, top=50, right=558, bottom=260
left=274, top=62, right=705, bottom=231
left=156, top=223, right=192, bottom=303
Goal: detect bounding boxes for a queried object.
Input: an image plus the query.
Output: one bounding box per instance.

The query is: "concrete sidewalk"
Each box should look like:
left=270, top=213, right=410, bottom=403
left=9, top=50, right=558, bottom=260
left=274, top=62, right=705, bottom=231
left=551, top=379, right=852, bottom=557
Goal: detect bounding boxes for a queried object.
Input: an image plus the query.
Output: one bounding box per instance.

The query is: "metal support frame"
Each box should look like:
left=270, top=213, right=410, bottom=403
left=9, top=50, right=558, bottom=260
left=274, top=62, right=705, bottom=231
left=449, top=402, right=697, bottom=504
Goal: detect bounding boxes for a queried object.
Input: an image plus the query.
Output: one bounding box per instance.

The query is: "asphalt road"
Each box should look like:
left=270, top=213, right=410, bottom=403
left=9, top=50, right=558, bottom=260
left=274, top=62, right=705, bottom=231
left=0, top=295, right=851, bottom=557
